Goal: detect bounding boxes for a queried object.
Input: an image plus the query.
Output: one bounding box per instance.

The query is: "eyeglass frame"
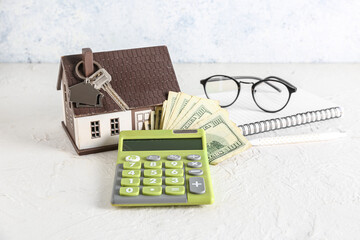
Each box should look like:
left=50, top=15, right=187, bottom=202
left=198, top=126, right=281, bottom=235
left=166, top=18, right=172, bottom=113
left=200, top=75, right=297, bottom=113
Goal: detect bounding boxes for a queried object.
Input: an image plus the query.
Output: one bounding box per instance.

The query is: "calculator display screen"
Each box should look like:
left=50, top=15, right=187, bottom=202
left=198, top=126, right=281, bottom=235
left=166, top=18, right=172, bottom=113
left=122, top=138, right=203, bottom=151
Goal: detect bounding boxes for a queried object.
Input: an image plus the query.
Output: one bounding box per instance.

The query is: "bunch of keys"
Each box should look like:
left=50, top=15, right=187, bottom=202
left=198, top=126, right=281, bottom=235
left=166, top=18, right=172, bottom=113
left=74, top=61, right=129, bottom=111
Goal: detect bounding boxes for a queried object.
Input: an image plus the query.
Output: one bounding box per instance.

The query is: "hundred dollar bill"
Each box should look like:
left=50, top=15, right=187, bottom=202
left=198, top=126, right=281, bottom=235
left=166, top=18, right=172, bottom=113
left=172, top=98, right=220, bottom=130
left=144, top=120, right=150, bottom=130
left=159, top=100, right=167, bottom=129
left=154, top=106, right=162, bottom=130
left=150, top=111, right=155, bottom=130
left=191, top=109, right=251, bottom=164
left=164, top=92, right=192, bottom=129
left=168, top=95, right=201, bottom=129
left=162, top=91, right=179, bottom=129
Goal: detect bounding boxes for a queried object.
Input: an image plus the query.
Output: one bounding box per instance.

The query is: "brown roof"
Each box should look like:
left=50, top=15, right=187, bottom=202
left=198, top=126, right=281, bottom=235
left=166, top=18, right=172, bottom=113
left=57, top=46, right=180, bottom=117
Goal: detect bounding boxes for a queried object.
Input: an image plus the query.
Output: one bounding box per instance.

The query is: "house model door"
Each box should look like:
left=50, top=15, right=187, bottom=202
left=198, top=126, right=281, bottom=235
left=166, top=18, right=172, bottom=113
left=133, top=109, right=151, bottom=130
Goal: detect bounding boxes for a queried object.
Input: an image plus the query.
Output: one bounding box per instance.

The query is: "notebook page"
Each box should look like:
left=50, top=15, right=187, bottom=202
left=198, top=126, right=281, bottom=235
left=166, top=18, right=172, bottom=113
left=225, top=87, right=340, bottom=126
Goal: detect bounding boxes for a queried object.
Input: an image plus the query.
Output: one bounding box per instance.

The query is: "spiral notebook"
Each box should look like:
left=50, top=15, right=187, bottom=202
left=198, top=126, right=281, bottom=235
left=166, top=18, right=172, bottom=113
left=226, top=88, right=343, bottom=136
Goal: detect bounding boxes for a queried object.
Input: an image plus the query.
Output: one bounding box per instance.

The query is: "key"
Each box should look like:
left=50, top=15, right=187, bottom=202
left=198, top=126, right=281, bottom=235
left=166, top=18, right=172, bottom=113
left=187, top=154, right=201, bottom=161
left=189, top=177, right=205, bottom=194
left=188, top=169, right=203, bottom=176
left=119, top=187, right=139, bottom=196
left=187, top=162, right=202, bottom=168
left=165, top=186, right=185, bottom=195
left=165, top=177, right=184, bottom=186
left=86, top=68, right=129, bottom=111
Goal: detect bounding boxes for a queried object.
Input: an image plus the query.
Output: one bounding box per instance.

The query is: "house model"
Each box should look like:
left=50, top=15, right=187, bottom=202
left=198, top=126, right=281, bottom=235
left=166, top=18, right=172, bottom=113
left=56, top=46, right=180, bottom=155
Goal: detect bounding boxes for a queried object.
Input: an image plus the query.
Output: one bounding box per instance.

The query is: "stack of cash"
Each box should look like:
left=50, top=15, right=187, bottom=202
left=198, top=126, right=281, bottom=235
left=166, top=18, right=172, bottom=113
left=144, top=91, right=251, bottom=164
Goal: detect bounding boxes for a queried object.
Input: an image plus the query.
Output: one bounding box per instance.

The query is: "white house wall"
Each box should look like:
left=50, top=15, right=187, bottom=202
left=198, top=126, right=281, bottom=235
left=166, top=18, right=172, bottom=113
left=74, top=111, right=132, bottom=150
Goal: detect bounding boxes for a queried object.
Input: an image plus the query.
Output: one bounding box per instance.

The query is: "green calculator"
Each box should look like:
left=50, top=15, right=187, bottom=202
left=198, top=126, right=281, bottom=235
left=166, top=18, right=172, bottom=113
left=111, top=129, right=214, bottom=206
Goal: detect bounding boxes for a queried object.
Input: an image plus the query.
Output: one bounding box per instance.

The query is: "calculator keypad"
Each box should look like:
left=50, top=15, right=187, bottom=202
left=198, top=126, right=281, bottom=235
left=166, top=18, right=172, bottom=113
left=167, top=155, right=181, bottom=161
left=125, top=155, right=140, bottom=162
left=143, top=178, right=162, bottom=186
left=165, top=186, right=185, bottom=195
left=144, top=169, right=162, bottom=178
left=122, top=170, right=141, bottom=178
left=112, top=154, right=207, bottom=205
left=189, top=177, right=206, bottom=194
left=165, top=161, right=183, bottom=169
left=144, top=162, right=162, bottom=169
left=120, top=187, right=139, bottom=196
left=165, top=177, right=184, bottom=186
left=143, top=186, right=162, bottom=196
left=187, top=154, right=201, bottom=161
left=188, top=169, right=203, bottom=176
left=187, top=162, right=202, bottom=168
left=121, top=178, right=140, bottom=187
left=146, top=155, right=161, bottom=161
left=123, top=162, right=141, bottom=169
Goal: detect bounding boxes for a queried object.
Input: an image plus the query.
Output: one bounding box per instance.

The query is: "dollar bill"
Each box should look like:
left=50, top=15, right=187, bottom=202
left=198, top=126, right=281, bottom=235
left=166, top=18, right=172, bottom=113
left=162, top=91, right=179, bottom=129
left=168, top=96, right=201, bottom=129
left=154, top=106, right=162, bottom=130
left=159, top=100, right=167, bottom=129
left=164, top=92, right=192, bottom=129
left=172, top=98, right=220, bottom=129
left=150, top=111, right=155, bottom=130
left=191, top=109, right=251, bottom=164
left=144, top=120, right=150, bottom=130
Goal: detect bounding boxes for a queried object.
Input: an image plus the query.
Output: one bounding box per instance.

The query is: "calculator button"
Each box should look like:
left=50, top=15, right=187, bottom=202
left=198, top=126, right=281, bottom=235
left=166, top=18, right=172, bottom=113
left=125, top=155, right=140, bottom=162
left=188, top=169, right=203, bottom=176
left=143, top=178, right=162, bottom=186
left=187, top=154, right=201, bottom=161
left=165, top=161, right=183, bottom=169
left=122, top=170, right=141, bottom=178
left=142, top=186, right=162, bottom=196
left=165, top=169, right=184, bottom=177
left=167, top=155, right=181, bottom=161
left=144, top=169, right=162, bottom=178
left=146, top=155, right=161, bottom=161
left=123, top=162, right=141, bottom=169
left=121, top=178, right=140, bottom=187
left=165, top=177, right=184, bottom=186
left=189, top=177, right=206, bottom=194
left=187, top=162, right=202, bottom=168
left=119, top=187, right=140, bottom=196
left=165, top=186, right=185, bottom=195
left=144, top=161, right=162, bottom=169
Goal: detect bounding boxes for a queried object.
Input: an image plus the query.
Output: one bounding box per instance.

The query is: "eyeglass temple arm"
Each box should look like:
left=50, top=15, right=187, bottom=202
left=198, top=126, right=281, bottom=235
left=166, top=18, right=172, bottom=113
left=265, top=76, right=297, bottom=92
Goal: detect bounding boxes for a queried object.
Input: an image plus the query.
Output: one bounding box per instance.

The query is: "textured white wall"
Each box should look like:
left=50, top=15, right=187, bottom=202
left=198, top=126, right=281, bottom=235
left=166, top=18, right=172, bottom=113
left=0, top=0, right=359, bottom=63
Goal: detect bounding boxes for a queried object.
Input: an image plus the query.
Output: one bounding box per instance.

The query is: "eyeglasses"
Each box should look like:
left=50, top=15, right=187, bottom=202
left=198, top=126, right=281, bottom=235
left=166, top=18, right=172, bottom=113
left=200, top=75, right=297, bottom=113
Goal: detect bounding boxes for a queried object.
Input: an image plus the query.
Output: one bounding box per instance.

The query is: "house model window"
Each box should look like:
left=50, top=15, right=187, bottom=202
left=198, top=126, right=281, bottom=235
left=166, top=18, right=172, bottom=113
left=91, top=121, right=100, bottom=138
left=110, top=118, right=120, bottom=136
left=56, top=46, right=180, bottom=155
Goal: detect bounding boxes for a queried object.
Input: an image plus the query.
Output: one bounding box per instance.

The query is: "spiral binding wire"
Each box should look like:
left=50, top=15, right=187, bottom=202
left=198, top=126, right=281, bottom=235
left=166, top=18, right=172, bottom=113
left=239, top=107, right=343, bottom=136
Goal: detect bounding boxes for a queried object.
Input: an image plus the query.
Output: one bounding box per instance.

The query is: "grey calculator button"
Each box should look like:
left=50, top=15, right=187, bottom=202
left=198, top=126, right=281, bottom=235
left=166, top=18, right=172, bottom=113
left=189, top=177, right=205, bottom=194
left=188, top=169, right=203, bottom=176
left=146, top=155, right=161, bottom=161
left=187, top=162, right=202, bottom=168
left=187, top=154, right=201, bottom=161
left=167, top=155, right=181, bottom=161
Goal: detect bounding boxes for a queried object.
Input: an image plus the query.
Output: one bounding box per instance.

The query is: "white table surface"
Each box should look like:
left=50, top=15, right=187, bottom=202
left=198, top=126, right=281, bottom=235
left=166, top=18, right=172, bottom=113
left=1, top=63, right=359, bottom=240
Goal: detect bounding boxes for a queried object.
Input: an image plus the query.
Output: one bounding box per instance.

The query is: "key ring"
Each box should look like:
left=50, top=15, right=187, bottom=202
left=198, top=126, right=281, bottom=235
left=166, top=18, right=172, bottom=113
left=75, top=60, right=102, bottom=80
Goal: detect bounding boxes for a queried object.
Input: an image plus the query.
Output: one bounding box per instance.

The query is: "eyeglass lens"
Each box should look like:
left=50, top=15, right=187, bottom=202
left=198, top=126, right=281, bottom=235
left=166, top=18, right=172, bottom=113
left=253, top=80, right=290, bottom=112
left=205, top=76, right=238, bottom=106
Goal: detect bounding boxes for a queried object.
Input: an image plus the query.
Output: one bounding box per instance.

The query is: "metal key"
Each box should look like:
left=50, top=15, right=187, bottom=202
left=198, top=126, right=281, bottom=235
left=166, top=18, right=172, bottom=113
left=86, top=68, right=129, bottom=111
